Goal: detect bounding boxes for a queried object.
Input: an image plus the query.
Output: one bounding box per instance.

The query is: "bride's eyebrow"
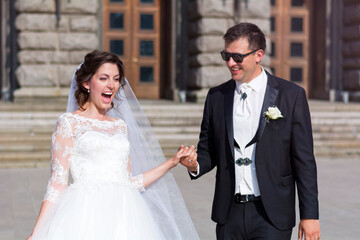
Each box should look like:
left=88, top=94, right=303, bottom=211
left=98, top=73, right=119, bottom=78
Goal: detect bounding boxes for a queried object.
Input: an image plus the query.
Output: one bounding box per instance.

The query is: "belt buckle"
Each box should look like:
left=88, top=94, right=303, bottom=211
left=240, top=195, right=249, bottom=203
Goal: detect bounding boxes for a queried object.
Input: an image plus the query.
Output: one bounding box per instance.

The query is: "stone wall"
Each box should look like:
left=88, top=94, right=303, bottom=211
left=187, top=0, right=234, bottom=90
left=14, top=0, right=99, bottom=97
left=238, top=0, right=270, bottom=67
left=187, top=0, right=270, bottom=101
left=342, top=0, right=360, bottom=91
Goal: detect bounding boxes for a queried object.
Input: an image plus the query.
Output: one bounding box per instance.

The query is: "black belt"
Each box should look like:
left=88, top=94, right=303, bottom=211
left=234, top=194, right=261, bottom=203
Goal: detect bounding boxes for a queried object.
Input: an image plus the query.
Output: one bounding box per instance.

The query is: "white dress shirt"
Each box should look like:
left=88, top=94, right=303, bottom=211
left=190, top=68, right=268, bottom=197
left=233, top=68, right=267, bottom=196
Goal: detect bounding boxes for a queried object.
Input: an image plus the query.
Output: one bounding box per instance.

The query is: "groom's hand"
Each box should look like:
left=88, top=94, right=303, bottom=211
left=298, top=219, right=320, bottom=240
left=179, top=145, right=198, bottom=173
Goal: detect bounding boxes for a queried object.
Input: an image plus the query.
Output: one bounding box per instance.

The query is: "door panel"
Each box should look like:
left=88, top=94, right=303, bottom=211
left=103, top=0, right=160, bottom=99
left=270, top=0, right=311, bottom=93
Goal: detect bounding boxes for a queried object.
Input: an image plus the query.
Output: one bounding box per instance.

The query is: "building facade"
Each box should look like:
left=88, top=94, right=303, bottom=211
left=1, top=0, right=359, bottom=102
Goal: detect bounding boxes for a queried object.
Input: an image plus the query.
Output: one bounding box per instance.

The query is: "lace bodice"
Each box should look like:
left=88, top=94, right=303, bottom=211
left=44, top=113, right=144, bottom=203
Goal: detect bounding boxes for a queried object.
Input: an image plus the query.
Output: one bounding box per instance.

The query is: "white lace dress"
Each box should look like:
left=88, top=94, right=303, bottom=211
left=31, top=113, right=165, bottom=240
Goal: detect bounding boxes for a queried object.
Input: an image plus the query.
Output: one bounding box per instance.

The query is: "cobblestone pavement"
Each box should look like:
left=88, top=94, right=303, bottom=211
left=0, top=157, right=359, bottom=240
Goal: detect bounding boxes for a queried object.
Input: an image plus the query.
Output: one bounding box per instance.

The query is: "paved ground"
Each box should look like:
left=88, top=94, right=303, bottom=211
left=0, top=157, right=359, bottom=239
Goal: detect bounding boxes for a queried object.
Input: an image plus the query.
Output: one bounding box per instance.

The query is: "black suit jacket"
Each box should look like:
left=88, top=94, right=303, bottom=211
left=192, top=71, right=319, bottom=230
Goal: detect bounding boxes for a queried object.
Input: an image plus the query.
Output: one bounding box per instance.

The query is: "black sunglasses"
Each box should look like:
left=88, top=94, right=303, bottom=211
left=220, top=49, right=259, bottom=63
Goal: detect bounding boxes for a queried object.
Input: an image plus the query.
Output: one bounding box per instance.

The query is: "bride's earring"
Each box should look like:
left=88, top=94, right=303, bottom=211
left=87, top=88, right=90, bottom=93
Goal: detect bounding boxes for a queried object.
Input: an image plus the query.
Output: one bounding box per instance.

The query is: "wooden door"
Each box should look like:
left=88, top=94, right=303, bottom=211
left=270, top=0, right=311, bottom=93
left=103, top=0, right=160, bottom=99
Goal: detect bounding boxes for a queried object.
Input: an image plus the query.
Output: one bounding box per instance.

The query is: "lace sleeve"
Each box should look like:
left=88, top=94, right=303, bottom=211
left=43, top=115, right=73, bottom=203
left=127, top=157, right=145, bottom=192
left=122, top=124, right=145, bottom=192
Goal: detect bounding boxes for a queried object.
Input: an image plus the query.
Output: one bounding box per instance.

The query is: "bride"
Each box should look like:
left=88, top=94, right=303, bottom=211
left=28, top=50, right=199, bottom=239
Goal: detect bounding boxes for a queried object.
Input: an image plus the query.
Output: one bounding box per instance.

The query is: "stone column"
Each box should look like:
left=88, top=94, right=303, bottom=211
left=14, top=0, right=99, bottom=98
left=186, top=0, right=270, bottom=102
left=342, top=1, right=360, bottom=97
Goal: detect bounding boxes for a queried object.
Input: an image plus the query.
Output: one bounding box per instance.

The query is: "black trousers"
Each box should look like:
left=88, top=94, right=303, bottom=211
left=216, top=200, right=292, bottom=240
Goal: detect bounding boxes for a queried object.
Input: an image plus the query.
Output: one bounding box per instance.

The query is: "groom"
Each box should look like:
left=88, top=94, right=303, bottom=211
left=181, top=23, right=320, bottom=240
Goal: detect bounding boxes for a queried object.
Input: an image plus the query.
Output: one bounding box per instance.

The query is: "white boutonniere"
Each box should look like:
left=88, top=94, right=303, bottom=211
left=264, top=106, right=283, bottom=122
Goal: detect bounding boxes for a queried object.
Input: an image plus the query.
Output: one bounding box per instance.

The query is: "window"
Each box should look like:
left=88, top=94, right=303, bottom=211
left=110, top=40, right=124, bottom=55
left=290, top=42, right=303, bottom=57
left=271, top=17, right=276, bottom=32
left=109, top=13, right=124, bottom=29
left=140, top=14, right=154, bottom=30
left=140, top=41, right=154, bottom=56
left=291, top=0, right=303, bottom=7
left=140, top=67, right=154, bottom=82
left=291, top=17, right=303, bottom=32
left=290, top=68, right=303, bottom=82
left=270, top=42, right=276, bottom=57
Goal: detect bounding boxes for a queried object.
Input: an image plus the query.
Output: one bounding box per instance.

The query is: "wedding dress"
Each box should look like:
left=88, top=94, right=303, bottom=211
left=31, top=112, right=166, bottom=239
left=31, top=59, right=199, bottom=239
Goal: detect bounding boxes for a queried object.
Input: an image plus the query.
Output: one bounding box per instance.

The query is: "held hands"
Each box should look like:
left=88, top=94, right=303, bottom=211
left=298, top=219, right=320, bottom=240
left=169, top=145, right=191, bottom=168
left=179, top=145, right=198, bottom=173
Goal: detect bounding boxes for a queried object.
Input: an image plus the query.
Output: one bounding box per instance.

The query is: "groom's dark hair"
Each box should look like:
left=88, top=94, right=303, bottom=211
left=223, top=22, right=266, bottom=53
left=75, top=50, right=125, bottom=110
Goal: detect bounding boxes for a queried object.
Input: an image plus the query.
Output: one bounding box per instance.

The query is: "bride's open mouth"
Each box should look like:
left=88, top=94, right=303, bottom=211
left=101, top=92, right=113, bottom=103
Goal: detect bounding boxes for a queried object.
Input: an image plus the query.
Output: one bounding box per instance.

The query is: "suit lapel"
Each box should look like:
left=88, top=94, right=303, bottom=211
left=246, top=72, right=279, bottom=147
left=257, top=72, right=279, bottom=142
left=224, top=81, right=235, bottom=161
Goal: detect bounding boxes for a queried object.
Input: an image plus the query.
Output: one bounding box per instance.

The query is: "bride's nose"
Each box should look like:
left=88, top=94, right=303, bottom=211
left=107, top=79, right=115, bottom=89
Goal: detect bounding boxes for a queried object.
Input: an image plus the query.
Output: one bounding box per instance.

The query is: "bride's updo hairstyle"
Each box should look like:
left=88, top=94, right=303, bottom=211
left=75, top=50, right=125, bottom=109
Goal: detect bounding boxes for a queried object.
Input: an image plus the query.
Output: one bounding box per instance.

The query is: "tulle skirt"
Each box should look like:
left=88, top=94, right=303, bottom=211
left=31, top=182, right=165, bottom=240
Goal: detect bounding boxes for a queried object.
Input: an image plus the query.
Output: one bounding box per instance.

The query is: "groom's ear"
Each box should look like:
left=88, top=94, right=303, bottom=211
left=255, top=49, right=264, bottom=64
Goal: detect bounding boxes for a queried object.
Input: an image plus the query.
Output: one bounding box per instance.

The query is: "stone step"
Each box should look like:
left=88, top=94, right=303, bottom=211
left=0, top=117, right=203, bottom=127
left=312, top=132, right=360, bottom=140
left=2, top=109, right=360, bottom=118
left=1, top=125, right=359, bottom=138
left=0, top=143, right=50, bottom=152
left=310, top=112, right=360, bottom=118
left=0, top=112, right=62, bottom=119
left=314, top=140, right=360, bottom=148
left=314, top=148, right=360, bottom=157
left=0, top=128, right=53, bottom=135
left=0, top=151, right=50, bottom=163
left=0, top=126, right=201, bottom=138
left=0, top=135, right=50, bottom=144
left=1, top=135, right=358, bottom=151
left=0, top=102, right=66, bottom=112
left=1, top=99, right=360, bottom=167
left=311, top=119, right=360, bottom=126
left=1, top=134, right=358, bottom=149
left=2, top=99, right=360, bottom=112
left=309, top=100, right=360, bottom=111
left=2, top=144, right=358, bottom=169
left=312, top=125, right=360, bottom=133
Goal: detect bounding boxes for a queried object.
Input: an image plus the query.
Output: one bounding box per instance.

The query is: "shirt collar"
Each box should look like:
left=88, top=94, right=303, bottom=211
left=235, top=67, right=267, bottom=94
